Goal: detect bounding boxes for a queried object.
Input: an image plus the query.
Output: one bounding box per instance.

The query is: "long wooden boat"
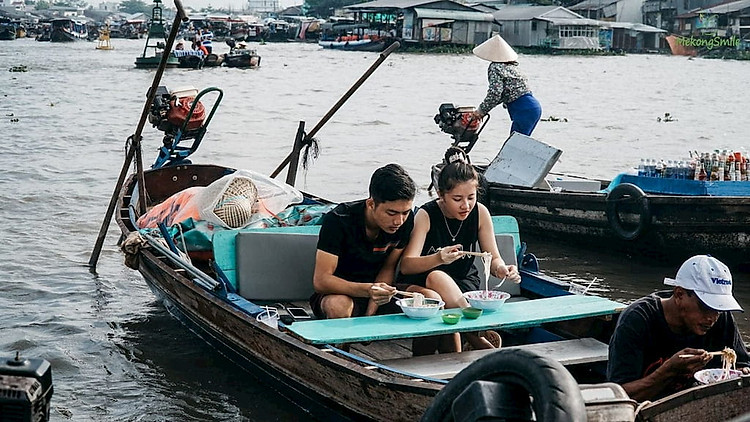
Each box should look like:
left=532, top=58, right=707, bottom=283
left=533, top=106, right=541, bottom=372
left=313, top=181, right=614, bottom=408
left=484, top=173, right=750, bottom=267
left=114, top=159, right=629, bottom=420
left=49, top=18, right=87, bottom=42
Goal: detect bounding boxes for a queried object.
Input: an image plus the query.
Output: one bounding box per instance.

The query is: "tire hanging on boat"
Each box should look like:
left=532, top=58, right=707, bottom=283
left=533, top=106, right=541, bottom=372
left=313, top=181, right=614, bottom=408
left=421, top=348, right=587, bottom=422
left=606, top=183, right=652, bottom=241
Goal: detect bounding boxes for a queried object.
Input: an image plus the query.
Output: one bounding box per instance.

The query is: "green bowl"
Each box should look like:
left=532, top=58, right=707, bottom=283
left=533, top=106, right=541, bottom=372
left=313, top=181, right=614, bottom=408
left=442, top=313, right=462, bottom=325
left=462, top=307, right=483, bottom=319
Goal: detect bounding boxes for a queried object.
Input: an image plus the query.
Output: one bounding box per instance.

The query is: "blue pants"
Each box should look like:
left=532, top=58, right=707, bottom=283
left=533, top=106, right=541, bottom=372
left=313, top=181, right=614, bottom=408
left=507, top=93, right=542, bottom=136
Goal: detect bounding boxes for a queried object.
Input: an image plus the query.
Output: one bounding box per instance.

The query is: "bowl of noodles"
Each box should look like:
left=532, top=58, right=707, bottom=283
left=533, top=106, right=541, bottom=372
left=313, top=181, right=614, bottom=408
left=694, top=368, right=742, bottom=384
left=396, top=297, right=444, bottom=319
left=463, top=291, right=511, bottom=312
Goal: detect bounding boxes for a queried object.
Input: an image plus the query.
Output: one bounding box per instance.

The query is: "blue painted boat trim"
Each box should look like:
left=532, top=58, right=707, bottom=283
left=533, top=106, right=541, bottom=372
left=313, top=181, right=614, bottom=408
left=324, top=345, right=449, bottom=385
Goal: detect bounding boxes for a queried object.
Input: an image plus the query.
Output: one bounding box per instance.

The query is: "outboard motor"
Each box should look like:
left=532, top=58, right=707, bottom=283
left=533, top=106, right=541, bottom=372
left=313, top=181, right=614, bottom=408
left=0, top=353, right=53, bottom=422
left=433, top=103, right=486, bottom=154
left=147, top=85, right=223, bottom=168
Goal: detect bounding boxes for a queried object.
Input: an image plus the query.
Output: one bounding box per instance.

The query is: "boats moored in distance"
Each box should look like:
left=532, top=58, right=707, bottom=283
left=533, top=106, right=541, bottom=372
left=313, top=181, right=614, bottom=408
left=50, top=17, right=88, bottom=42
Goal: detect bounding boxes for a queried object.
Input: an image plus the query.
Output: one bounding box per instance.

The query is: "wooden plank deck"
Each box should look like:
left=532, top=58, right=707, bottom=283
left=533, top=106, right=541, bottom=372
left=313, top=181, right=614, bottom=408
left=286, top=295, right=625, bottom=345
left=379, top=337, right=609, bottom=380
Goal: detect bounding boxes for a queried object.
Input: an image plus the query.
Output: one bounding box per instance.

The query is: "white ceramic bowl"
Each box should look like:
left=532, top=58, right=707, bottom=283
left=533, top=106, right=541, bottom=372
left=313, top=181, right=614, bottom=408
left=396, top=298, right=444, bottom=319
left=694, top=368, right=742, bottom=385
left=463, top=290, right=511, bottom=312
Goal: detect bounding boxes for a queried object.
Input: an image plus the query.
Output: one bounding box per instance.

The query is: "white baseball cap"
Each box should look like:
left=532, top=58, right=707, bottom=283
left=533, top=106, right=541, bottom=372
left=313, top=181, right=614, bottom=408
left=664, top=255, right=743, bottom=312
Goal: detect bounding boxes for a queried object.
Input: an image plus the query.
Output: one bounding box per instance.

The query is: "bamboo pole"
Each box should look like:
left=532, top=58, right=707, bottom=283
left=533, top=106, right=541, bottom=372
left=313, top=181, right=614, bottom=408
left=270, top=41, right=401, bottom=180
left=88, top=0, right=189, bottom=270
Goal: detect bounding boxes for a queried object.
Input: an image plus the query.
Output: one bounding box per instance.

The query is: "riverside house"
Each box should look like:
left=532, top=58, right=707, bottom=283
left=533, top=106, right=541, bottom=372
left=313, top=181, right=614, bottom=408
left=491, top=5, right=602, bottom=49
left=674, top=0, right=750, bottom=43
left=344, top=0, right=495, bottom=45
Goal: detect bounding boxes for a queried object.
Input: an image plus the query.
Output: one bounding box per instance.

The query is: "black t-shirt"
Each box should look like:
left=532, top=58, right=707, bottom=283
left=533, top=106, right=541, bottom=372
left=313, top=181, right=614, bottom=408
left=607, top=291, right=749, bottom=396
left=398, top=199, right=481, bottom=291
left=317, top=200, right=414, bottom=283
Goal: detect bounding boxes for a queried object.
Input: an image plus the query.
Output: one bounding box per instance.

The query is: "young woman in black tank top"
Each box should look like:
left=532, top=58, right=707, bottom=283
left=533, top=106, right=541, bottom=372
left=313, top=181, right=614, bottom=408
left=400, top=147, right=521, bottom=351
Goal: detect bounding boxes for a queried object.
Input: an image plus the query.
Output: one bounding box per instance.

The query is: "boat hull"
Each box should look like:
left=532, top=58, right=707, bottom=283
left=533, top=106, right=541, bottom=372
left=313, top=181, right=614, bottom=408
left=319, top=39, right=387, bottom=52
left=135, top=55, right=180, bottom=69
left=117, top=165, right=440, bottom=421
left=485, top=182, right=750, bottom=266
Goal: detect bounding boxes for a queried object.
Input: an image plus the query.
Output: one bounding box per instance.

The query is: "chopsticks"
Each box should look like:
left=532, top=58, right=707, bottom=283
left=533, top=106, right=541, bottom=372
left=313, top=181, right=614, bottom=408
left=371, top=285, right=416, bottom=297
left=460, top=251, right=491, bottom=257
left=679, top=351, right=725, bottom=358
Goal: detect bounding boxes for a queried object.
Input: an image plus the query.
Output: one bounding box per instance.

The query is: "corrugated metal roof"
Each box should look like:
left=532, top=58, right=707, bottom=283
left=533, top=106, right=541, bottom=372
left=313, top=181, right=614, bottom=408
left=492, top=5, right=561, bottom=20
left=540, top=17, right=602, bottom=25
left=602, top=21, right=668, bottom=32
left=697, top=0, right=750, bottom=14
left=414, top=7, right=495, bottom=21
left=346, top=0, right=443, bottom=10
left=568, top=0, right=617, bottom=10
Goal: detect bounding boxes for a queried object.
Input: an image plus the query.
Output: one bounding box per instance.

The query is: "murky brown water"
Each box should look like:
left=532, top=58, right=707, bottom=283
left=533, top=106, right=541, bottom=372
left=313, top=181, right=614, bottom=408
left=1, top=37, right=748, bottom=420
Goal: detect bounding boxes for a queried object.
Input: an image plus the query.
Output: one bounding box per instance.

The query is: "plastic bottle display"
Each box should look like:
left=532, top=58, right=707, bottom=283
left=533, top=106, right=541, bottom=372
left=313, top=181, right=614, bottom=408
left=635, top=150, right=749, bottom=181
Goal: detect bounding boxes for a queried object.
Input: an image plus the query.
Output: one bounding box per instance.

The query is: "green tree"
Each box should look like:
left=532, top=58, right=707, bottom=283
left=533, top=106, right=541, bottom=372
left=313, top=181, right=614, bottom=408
left=304, top=0, right=359, bottom=18
left=35, top=0, right=50, bottom=9
left=119, top=0, right=152, bottom=14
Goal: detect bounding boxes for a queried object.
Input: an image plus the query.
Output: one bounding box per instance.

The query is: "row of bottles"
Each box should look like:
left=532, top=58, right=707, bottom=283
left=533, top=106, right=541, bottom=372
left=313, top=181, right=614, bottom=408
left=637, top=150, right=749, bottom=182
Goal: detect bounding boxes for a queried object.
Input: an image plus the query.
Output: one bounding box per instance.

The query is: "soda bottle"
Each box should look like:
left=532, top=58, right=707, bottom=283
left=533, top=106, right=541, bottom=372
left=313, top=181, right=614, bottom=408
left=698, top=162, right=707, bottom=181
left=638, top=159, right=646, bottom=177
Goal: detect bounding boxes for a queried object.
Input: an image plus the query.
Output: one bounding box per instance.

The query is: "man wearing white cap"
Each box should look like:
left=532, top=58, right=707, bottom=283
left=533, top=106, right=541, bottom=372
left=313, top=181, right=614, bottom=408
left=607, top=255, right=749, bottom=401
left=470, top=34, right=542, bottom=136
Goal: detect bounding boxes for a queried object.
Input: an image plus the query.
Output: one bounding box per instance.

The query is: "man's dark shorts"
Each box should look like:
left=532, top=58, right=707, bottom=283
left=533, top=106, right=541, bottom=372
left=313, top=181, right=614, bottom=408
left=310, top=292, right=400, bottom=319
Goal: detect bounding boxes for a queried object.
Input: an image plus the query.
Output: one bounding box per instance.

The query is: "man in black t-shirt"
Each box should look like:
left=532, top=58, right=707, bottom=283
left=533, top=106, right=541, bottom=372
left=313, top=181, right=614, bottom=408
left=607, top=255, right=749, bottom=401
left=310, top=164, right=417, bottom=319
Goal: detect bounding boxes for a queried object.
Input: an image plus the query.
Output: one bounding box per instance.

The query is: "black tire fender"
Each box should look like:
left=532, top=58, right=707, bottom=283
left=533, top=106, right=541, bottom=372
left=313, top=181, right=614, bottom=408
left=606, top=183, right=651, bottom=241
left=421, top=348, right=587, bottom=422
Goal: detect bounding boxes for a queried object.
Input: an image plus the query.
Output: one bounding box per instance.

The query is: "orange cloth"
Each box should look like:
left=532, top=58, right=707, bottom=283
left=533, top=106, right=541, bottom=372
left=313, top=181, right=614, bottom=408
left=136, top=187, right=202, bottom=229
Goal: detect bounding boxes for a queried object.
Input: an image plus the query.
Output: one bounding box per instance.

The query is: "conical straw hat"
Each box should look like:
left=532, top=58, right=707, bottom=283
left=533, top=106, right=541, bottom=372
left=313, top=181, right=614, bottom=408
left=473, top=35, right=518, bottom=63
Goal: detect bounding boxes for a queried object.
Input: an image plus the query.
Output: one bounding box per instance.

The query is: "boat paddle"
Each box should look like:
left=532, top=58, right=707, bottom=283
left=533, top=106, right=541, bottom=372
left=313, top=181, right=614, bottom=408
left=270, top=41, right=401, bottom=181
left=88, top=0, right=189, bottom=270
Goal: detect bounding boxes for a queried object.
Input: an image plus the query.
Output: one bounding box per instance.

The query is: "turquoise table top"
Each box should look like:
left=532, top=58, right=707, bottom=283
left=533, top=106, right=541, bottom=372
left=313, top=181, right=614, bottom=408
left=287, top=294, right=626, bottom=345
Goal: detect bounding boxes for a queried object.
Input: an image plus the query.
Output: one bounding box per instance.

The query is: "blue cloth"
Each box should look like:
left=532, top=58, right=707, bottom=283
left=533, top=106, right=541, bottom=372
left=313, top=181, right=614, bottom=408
left=506, top=93, right=542, bottom=136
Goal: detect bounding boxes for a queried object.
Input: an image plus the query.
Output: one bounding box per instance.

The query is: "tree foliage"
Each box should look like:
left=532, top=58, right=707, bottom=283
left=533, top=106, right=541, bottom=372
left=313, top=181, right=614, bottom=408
left=35, top=0, right=50, bottom=9
left=119, top=0, right=152, bottom=14
left=304, top=0, right=360, bottom=18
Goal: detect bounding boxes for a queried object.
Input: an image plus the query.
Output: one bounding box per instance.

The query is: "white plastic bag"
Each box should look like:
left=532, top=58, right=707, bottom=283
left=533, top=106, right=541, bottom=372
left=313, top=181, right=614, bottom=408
left=233, top=169, right=304, bottom=216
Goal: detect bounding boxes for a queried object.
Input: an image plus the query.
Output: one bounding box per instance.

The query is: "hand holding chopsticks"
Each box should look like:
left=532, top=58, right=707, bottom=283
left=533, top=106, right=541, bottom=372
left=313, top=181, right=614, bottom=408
left=679, top=351, right=725, bottom=358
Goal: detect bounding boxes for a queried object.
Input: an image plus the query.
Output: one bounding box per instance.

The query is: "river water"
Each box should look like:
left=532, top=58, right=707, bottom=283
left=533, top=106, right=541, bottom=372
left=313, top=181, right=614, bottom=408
left=1, top=38, right=748, bottom=421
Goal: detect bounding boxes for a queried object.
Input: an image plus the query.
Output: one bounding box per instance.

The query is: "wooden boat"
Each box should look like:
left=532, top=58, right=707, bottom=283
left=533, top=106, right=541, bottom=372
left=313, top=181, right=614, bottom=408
left=222, top=43, right=261, bottom=68
left=50, top=18, right=87, bottom=42
left=319, top=36, right=388, bottom=51
left=0, top=17, right=16, bottom=41
left=483, top=171, right=750, bottom=267
left=430, top=129, right=750, bottom=267
left=135, top=0, right=179, bottom=69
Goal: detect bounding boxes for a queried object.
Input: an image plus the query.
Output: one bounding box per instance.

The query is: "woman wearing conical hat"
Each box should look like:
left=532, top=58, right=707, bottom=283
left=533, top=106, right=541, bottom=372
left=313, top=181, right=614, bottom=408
left=471, top=35, right=542, bottom=136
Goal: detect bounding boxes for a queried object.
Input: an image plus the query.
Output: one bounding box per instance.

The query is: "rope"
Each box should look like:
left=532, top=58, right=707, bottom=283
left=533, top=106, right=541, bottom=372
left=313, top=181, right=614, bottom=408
left=301, top=135, right=320, bottom=171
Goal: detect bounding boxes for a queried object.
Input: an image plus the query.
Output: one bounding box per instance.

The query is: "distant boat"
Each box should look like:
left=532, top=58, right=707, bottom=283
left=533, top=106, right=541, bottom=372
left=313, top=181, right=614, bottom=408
left=665, top=34, right=697, bottom=56
left=318, top=36, right=388, bottom=51
left=50, top=18, right=88, bottom=42
left=222, top=42, right=261, bottom=68
left=135, top=0, right=179, bottom=69
left=0, top=17, right=17, bottom=41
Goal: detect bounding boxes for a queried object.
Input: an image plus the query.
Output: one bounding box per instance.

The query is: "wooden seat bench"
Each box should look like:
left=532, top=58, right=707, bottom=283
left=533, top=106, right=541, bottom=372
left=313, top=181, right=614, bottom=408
left=379, top=337, right=609, bottom=380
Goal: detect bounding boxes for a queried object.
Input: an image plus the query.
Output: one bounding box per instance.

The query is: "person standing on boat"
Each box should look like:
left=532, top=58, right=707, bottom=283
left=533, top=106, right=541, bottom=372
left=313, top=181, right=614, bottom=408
left=311, top=164, right=438, bottom=320
left=201, top=25, right=213, bottom=54
left=607, top=255, right=749, bottom=402
left=399, top=147, right=521, bottom=351
left=469, top=35, right=542, bottom=137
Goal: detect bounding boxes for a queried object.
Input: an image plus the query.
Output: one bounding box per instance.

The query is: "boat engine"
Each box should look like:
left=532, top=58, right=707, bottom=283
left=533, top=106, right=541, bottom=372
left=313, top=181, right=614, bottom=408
left=147, top=85, right=222, bottom=168
left=0, top=353, right=53, bottom=422
left=148, top=85, right=206, bottom=138
left=434, top=103, right=485, bottom=153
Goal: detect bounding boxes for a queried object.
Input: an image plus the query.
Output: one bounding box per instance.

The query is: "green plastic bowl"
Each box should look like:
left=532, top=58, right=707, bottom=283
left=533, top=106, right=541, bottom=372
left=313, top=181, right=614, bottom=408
left=462, top=307, right=483, bottom=319
left=442, top=313, right=462, bottom=325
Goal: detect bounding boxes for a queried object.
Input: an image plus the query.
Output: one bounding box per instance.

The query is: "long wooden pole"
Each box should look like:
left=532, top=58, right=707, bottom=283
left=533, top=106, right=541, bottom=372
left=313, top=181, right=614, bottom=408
left=270, top=41, right=400, bottom=179
left=88, top=0, right=189, bottom=270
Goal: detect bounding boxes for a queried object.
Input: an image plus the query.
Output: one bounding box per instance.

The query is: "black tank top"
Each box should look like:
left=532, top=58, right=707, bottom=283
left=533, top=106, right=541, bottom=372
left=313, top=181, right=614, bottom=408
left=420, top=199, right=479, bottom=280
